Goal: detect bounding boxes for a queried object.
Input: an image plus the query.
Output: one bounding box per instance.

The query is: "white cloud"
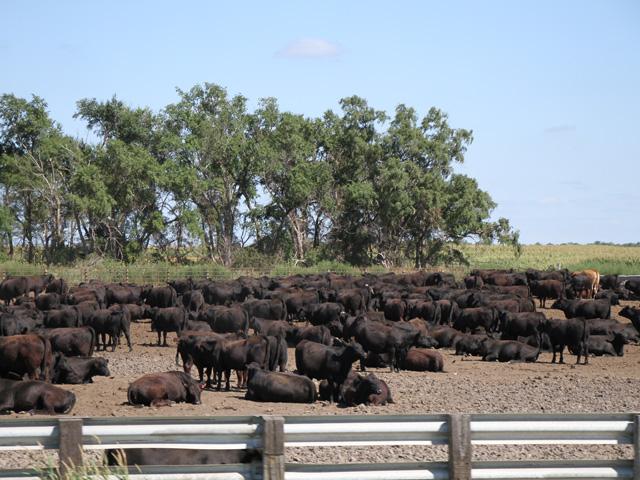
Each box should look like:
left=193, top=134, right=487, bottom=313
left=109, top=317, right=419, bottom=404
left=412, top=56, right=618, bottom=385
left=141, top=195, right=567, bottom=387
left=539, top=196, right=562, bottom=205
left=543, top=124, right=576, bottom=134
left=276, top=38, right=341, bottom=59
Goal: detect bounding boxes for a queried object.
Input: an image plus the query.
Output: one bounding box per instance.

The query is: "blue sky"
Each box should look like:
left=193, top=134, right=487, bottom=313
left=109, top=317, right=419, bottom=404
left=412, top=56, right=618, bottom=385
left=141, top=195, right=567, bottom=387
left=2, top=1, right=639, bottom=244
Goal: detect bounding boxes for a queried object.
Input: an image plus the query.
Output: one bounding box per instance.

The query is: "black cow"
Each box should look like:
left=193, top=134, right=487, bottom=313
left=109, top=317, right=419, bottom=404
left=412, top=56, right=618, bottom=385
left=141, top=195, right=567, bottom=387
left=44, top=327, right=96, bottom=357
left=480, top=338, right=541, bottom=362
left=242, top=298, right=287, bottom=321
left=551, top=299, right=611, bottom=319
left=454, top=334, right=488, bottom=356
left=127, top=371, right=202, bottom=407
left=295, top=339, right=366, bottom=402
left=428, top=326, right=463, bottom=348
left=245, top=363, right=316, bottom=403
left=198, top=306, right=249, bottom=334
left=35, top=293, right=62, bottom=311
left=44, top=307, right=82, bottom=328
left=0, top=277, right=29, bottom=304
left=45, top=278, right=69, bottom=296
left=143, top=286, right=178, bottom=308
left=323, top=371, right=381, bottom=406
left=84, top=308, right=132, bottom=351
left=0, top=312, right=41, bottom=336
left=149, top=307, right=188, bottom=346
left=307, top=303, right=346, bottom=326
left=51, top=354, right=110, bottom=384
left=181, top=290, right=205, bottom=313
left=287, top=325, right=332, bottom=347
left=529, top=280, right=564, bottom=308
left=0, top=379, right=75, bottom=414
left=625, top=279, right=640, bottom=296
left=347, top=316, right=428, bottom=372
left=498, top=311, right=546, bottom=340
left=250, top=317, right=291, bottom=338
left=619, top=306, right=640, bottom=332
left=218, top=335, right=272, bottom=391
left=539, top=318, right=590, bottom=364
left=569, top=333, right=627, bottom=357
left=453, top=307, right=500, bottom=333
left=106, top=448, right=260, bottom=466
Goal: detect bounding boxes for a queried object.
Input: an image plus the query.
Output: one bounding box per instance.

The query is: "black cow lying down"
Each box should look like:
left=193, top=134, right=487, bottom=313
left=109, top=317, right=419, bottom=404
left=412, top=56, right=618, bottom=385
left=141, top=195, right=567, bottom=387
left=127, top=371, right=202, bottom=407
left=245, top=363, right=316, bottom=403
left=480, top=338, right=541, bottom=362
left=319, top=371, right=393, bottom=406
left=0, top=378, right=75, bottom=414
left=52, top=354, right=110, bottom=384
left=105, top=448, right=261, bottom=466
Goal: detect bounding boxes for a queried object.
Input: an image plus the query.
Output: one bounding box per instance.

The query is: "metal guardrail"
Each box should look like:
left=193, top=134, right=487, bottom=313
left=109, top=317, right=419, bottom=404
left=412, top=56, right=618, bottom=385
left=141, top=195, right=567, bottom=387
left=0, top=413, right=638, bottom=479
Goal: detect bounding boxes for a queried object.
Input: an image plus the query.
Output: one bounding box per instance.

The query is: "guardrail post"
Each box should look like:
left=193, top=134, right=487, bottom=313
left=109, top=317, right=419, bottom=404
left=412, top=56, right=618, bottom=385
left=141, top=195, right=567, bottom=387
left=634, top=415, right=640, bottom=480
left=262, top=415, right=285, bottom=480
left=58, top=418, right=83, bottom=478
left=448, top=414, right=471, bottom=480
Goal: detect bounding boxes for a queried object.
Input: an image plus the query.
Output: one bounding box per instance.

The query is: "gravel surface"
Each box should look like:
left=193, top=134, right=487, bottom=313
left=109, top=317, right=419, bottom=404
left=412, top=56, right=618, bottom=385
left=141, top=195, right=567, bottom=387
left=1, top=301, right=639, bottom=469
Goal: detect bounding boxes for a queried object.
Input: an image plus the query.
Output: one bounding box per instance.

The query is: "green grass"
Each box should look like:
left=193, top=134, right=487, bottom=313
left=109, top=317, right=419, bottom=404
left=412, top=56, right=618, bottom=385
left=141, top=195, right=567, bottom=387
left=1, top=244, right=639, bottom=284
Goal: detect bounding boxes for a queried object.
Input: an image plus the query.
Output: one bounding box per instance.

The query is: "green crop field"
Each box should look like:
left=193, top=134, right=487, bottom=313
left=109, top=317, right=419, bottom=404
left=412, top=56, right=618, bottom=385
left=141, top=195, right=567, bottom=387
left=1, top=244, right=638, bottom=285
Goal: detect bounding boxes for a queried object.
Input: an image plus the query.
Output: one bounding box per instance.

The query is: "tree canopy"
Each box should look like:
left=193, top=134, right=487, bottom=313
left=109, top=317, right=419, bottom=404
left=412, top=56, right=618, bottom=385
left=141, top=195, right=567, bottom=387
left=0, top=86, right=519, bottom=266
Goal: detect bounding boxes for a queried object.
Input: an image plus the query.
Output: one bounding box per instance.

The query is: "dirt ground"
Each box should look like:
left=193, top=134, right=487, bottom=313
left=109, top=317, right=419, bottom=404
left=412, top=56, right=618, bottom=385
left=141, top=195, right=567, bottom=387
left=1, top=300, right=639, bottom=468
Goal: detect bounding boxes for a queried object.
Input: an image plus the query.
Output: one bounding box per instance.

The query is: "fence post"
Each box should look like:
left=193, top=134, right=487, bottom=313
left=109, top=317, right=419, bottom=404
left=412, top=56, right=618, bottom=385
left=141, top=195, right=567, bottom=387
left=448, top=414, right=471, bottom=480
left=634, top=415, right=640, bottom=480
left=58, top=418, right=83, bottom=478
left=262, top=415, right=285, bottom=480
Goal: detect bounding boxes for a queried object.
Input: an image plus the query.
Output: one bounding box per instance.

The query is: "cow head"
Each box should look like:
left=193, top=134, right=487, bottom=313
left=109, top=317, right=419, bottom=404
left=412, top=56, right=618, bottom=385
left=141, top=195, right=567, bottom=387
left=92, top=358, right=111, bottom=377
left=180, top=374, right=202, bottom=405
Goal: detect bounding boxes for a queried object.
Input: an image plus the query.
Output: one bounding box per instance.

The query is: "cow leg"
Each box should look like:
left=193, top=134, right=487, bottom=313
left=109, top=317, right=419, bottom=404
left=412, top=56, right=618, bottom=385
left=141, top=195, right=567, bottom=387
left=360, top=358, right=367, bottom=372
left=216, top=370, right=223, bottom=391
left=224, top=370, right=231, bottom=391
left=111, top=334, right=117, bottom=352
left=162, top=332, right=168, bottom=347
left=124, top=328, right=133, bottom=352
left=389, top=347, right=396, bottom=372
left=551, top=346, right=557, bottom=364
left=156, top=331, right=162, bottom=346
left=559, top=345, right=565, bottom=364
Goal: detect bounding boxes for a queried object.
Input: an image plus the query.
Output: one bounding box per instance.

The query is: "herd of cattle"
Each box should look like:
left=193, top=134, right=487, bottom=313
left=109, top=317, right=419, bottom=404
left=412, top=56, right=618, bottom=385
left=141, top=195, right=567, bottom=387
left=0, top=269, right=639, bottom=416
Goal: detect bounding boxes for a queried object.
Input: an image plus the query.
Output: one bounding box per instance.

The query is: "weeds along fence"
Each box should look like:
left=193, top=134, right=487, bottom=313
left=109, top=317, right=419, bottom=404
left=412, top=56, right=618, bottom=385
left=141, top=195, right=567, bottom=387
left=0, top=263, right=470, bottom=286
left=0, top=413, right=639, bottom=479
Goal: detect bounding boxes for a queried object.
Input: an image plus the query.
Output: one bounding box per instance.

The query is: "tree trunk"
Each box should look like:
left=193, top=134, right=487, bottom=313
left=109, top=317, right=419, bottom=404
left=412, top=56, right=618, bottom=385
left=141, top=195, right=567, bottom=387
left=288, top=210, right=306, bottom=261
left=25, top=194, right=34, bottom=263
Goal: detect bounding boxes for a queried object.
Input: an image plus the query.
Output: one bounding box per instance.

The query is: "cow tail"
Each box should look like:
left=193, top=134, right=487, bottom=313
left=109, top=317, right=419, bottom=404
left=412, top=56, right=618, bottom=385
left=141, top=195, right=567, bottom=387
left=309, top=381, right=317, bottom=403
left=88, top=327, right=96, bottom=357
left=582, top=318, right=590, bottom=360
left=175, top=340, right=182, bottom=367
left=263, top=336, right=271, bottom=370
left=281, top=298, right=288, bottom=321
left=38, top=335, right=51, bottom=382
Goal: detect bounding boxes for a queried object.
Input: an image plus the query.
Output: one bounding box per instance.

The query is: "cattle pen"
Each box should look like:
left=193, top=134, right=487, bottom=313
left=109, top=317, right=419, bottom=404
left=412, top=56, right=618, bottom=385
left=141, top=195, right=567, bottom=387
left=0, top=413, right=639, bottom=479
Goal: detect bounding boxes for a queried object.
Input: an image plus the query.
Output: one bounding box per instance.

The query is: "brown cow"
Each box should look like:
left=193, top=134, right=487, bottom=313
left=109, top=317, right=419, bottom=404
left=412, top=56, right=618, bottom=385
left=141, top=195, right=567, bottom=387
left=43, top=327, right=96, bottom=357
left=0, top=334, right=52, bottom=381
left=0, top=379, right=75, bottom=414
left=402, top=348, right=444, bottom=372
left=127, top=371, right=202, bottom=407
left=572, top=269, right=600, bottom=298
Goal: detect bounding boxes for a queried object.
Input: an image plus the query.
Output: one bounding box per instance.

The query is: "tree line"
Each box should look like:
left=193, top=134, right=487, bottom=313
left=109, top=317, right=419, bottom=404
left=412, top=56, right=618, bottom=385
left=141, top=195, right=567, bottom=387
left=0, top=83, right=519, bottom=267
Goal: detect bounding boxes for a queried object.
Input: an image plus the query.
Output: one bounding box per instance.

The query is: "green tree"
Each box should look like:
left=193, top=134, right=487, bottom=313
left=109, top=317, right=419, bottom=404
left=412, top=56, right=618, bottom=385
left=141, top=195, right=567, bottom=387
left=0, top=94, right=79, bottom=263
left=74, top=96, right=163, bottom=261
left=253, top=100, right=332, bottom=261
left=163, top=83, right=258, bottom=266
